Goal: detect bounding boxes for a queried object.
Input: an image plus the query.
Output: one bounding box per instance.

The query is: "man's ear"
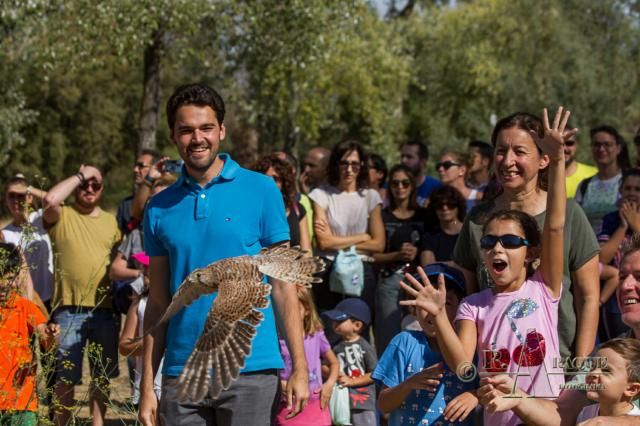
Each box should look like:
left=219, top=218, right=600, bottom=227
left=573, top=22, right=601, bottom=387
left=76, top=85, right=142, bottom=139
left=624, top=381, right=640, bottom=399
left=219, top=122, right=226, bottom=141
left=353, top=320, right=364, bottom=332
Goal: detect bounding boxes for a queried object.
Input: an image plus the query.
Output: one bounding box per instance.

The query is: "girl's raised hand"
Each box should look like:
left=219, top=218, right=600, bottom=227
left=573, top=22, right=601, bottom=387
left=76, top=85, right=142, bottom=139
left=532, top=107, right=577, bottom=160
left=399, top=267, right=446, bottom=316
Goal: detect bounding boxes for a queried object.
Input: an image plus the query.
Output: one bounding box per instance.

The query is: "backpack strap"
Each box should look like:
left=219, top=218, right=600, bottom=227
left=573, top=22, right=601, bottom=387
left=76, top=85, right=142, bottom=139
left=578, top=176, right=593, bottom=200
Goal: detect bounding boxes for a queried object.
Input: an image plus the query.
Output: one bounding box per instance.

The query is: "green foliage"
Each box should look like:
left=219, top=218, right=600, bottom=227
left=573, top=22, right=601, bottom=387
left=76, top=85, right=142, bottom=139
left=1, top=0, right=640, bottom=203
left=406, top=0, right=640, bottom=162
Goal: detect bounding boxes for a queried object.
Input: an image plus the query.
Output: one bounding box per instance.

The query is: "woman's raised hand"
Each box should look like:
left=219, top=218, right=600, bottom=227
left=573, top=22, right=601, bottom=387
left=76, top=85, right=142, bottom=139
left=533, top=107, right=577, bottom=159
left=399, top=267, right=446, bottom=316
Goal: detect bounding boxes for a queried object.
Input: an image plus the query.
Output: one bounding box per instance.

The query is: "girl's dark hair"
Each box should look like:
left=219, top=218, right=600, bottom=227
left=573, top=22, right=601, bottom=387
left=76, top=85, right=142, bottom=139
left=482, top=209, right=541, bottom=277
left=621, top=167, right=640, bottom=187
left=0, top=242, right=22, bottom=282
left=327, top=140, right=369, bottom=190
left=387, top=164, right=418, bottom=211
left=251, top=154, right=296, bottom=210
left=591, top=125, right=631, bottom=171
left=491, top=112, right=548, bottom=191
left=429, top=185, right=467, bottom=221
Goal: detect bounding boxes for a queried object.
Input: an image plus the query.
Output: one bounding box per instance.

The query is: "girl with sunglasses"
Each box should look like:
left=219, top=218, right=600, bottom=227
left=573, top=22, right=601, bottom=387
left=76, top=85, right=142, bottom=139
left=372, top=164, right=428, bottom=356
left=436, top=151, right=483, bottom=211
left=401, top=108, right=572, bottom=425
left=452, top=110, right=600, bottom=366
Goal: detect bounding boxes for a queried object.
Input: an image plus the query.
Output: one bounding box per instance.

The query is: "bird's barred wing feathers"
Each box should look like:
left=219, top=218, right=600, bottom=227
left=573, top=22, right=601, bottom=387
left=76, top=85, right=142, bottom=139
left=176, top=263, right=271, bottom=402
left=255, top=245, right=325, bottom=287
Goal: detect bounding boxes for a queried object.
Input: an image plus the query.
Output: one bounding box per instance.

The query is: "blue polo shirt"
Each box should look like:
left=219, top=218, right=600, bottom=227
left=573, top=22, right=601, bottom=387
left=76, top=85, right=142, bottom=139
left=144, top=153, right=290, bottom=377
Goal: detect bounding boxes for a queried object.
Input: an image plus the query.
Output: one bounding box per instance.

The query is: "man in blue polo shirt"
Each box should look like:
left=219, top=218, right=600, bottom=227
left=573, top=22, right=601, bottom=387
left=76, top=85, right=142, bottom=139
left=139, top=84, right=309, bottom=426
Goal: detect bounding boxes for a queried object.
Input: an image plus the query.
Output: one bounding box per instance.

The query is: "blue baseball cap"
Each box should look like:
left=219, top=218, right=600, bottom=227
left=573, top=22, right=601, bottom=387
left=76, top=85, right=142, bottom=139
left=420, top=263, right=467, bottom=297
left=322, top=298, right=371, bottom=326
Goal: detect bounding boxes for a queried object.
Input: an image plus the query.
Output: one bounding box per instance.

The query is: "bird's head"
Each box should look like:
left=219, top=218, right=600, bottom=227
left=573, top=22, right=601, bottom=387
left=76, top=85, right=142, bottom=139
left=186, top=267, right=213, bottom=285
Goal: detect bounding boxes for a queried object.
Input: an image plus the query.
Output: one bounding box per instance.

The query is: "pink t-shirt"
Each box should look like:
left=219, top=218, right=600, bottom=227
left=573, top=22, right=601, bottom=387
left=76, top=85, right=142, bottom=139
left=279, top=330, right=331, bottom=398
left=456, top=270, right=564, bottom=426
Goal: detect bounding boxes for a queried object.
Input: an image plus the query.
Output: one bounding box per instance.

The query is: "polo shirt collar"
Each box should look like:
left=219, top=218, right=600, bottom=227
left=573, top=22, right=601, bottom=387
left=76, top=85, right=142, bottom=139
left=177, top=153, right=239, bottom=190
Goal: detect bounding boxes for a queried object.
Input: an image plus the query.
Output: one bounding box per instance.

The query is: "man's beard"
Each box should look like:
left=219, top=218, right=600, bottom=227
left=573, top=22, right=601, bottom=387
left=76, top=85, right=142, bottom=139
left=188, top=156, right=216, bottom=172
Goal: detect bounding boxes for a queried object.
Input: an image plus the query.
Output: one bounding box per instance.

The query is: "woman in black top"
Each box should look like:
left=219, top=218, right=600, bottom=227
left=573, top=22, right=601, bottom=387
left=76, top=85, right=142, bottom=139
left=373, top=164, right=428, bottom=355
left=420, top=185, right=466, bottom=264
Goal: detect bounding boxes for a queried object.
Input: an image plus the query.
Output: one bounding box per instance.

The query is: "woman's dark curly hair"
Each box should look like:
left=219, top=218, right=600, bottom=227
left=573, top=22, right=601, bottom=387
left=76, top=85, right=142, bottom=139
left=482, top=209, right=541, bottom=277
left=429, top=186, right=467, bottom=222
left=326, top=140, right=369, bottom=190
left=491, top=112, right=548, bottom=191
left=251, top=154, right=296, bottom=210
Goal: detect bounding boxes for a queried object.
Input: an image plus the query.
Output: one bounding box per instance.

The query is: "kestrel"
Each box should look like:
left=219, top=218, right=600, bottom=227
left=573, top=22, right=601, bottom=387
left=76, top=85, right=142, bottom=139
left=150, top=245, right=325, bottom=402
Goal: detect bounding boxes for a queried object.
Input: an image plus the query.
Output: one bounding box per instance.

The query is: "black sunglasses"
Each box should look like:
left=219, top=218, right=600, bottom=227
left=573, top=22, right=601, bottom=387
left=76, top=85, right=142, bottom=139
left=79, top=181, right=103, bottom=192
left=338, top=160, right=362, bottom=171
left=564, top=140, right=576, bottom=147
left=390, top=179, right=411, bottom=188
left=7, top=192, right=27, bottom=201
left=436, top=161, right=461, bottom=170
left=480, top=234, right=529, bottom=250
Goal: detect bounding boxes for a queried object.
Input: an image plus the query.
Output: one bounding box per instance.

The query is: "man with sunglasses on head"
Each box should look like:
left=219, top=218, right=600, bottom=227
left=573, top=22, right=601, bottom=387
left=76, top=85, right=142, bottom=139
left=564, top=125, right=597, bottom=199
left=43, top=164, right=122, bottom=426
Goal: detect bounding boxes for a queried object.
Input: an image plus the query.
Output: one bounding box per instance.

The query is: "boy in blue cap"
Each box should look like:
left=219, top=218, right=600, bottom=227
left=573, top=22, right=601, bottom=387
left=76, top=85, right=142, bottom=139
left=372, top=263, right=478, bottom=425
left=323, top=298, right=378, bottom=425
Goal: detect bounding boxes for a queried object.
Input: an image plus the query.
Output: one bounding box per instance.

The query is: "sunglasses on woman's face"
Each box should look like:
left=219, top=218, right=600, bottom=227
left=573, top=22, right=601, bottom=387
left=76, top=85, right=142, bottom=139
left=435, top=201, right=456, bottom=210
left=338, top=160, right=362, bottom=172
left=436, top=161, right=461, bottom=170
left=390, top=179, right=411, bottom=188
left=480, top=234, right=529, bottom=250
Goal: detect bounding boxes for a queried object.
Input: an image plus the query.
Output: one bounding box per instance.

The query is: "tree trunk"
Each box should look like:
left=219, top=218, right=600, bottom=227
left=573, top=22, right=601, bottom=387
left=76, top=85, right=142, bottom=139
left=138, top=28, right=164, bottom=151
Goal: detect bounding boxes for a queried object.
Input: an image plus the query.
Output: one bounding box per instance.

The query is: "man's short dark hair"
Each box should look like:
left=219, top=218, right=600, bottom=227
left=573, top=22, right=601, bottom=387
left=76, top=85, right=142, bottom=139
left=404, top=138, right=429, bottom=160
left=468, top=140, right=492, bottom=160
left=166, top=84, right=226, bottom=131
left=139, top=148, right=162, bottom=163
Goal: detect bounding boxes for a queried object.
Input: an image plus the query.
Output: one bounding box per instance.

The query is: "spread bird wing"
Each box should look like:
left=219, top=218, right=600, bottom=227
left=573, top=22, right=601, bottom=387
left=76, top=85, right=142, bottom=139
left=157, top=266, right=219, bottom=326
left=175, top=262, right=271, bottom=402
left=254, top=245, right=325, bottom=287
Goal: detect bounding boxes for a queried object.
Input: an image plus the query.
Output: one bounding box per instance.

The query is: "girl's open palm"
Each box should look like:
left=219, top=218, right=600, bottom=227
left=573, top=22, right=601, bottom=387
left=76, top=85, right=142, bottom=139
left=399, top=267, right=446, bottom=316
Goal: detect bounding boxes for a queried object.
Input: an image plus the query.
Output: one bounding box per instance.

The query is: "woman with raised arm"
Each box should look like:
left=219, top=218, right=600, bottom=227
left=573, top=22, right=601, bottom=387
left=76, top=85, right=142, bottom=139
left=402, top=107, right=572, bottom=425
left=451, top=110, right=600, bottom=362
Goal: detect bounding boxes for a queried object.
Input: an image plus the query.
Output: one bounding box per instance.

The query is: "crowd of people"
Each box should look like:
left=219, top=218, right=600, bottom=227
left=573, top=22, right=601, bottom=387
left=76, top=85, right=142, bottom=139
left=2, top=83, right=640, bottom=426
